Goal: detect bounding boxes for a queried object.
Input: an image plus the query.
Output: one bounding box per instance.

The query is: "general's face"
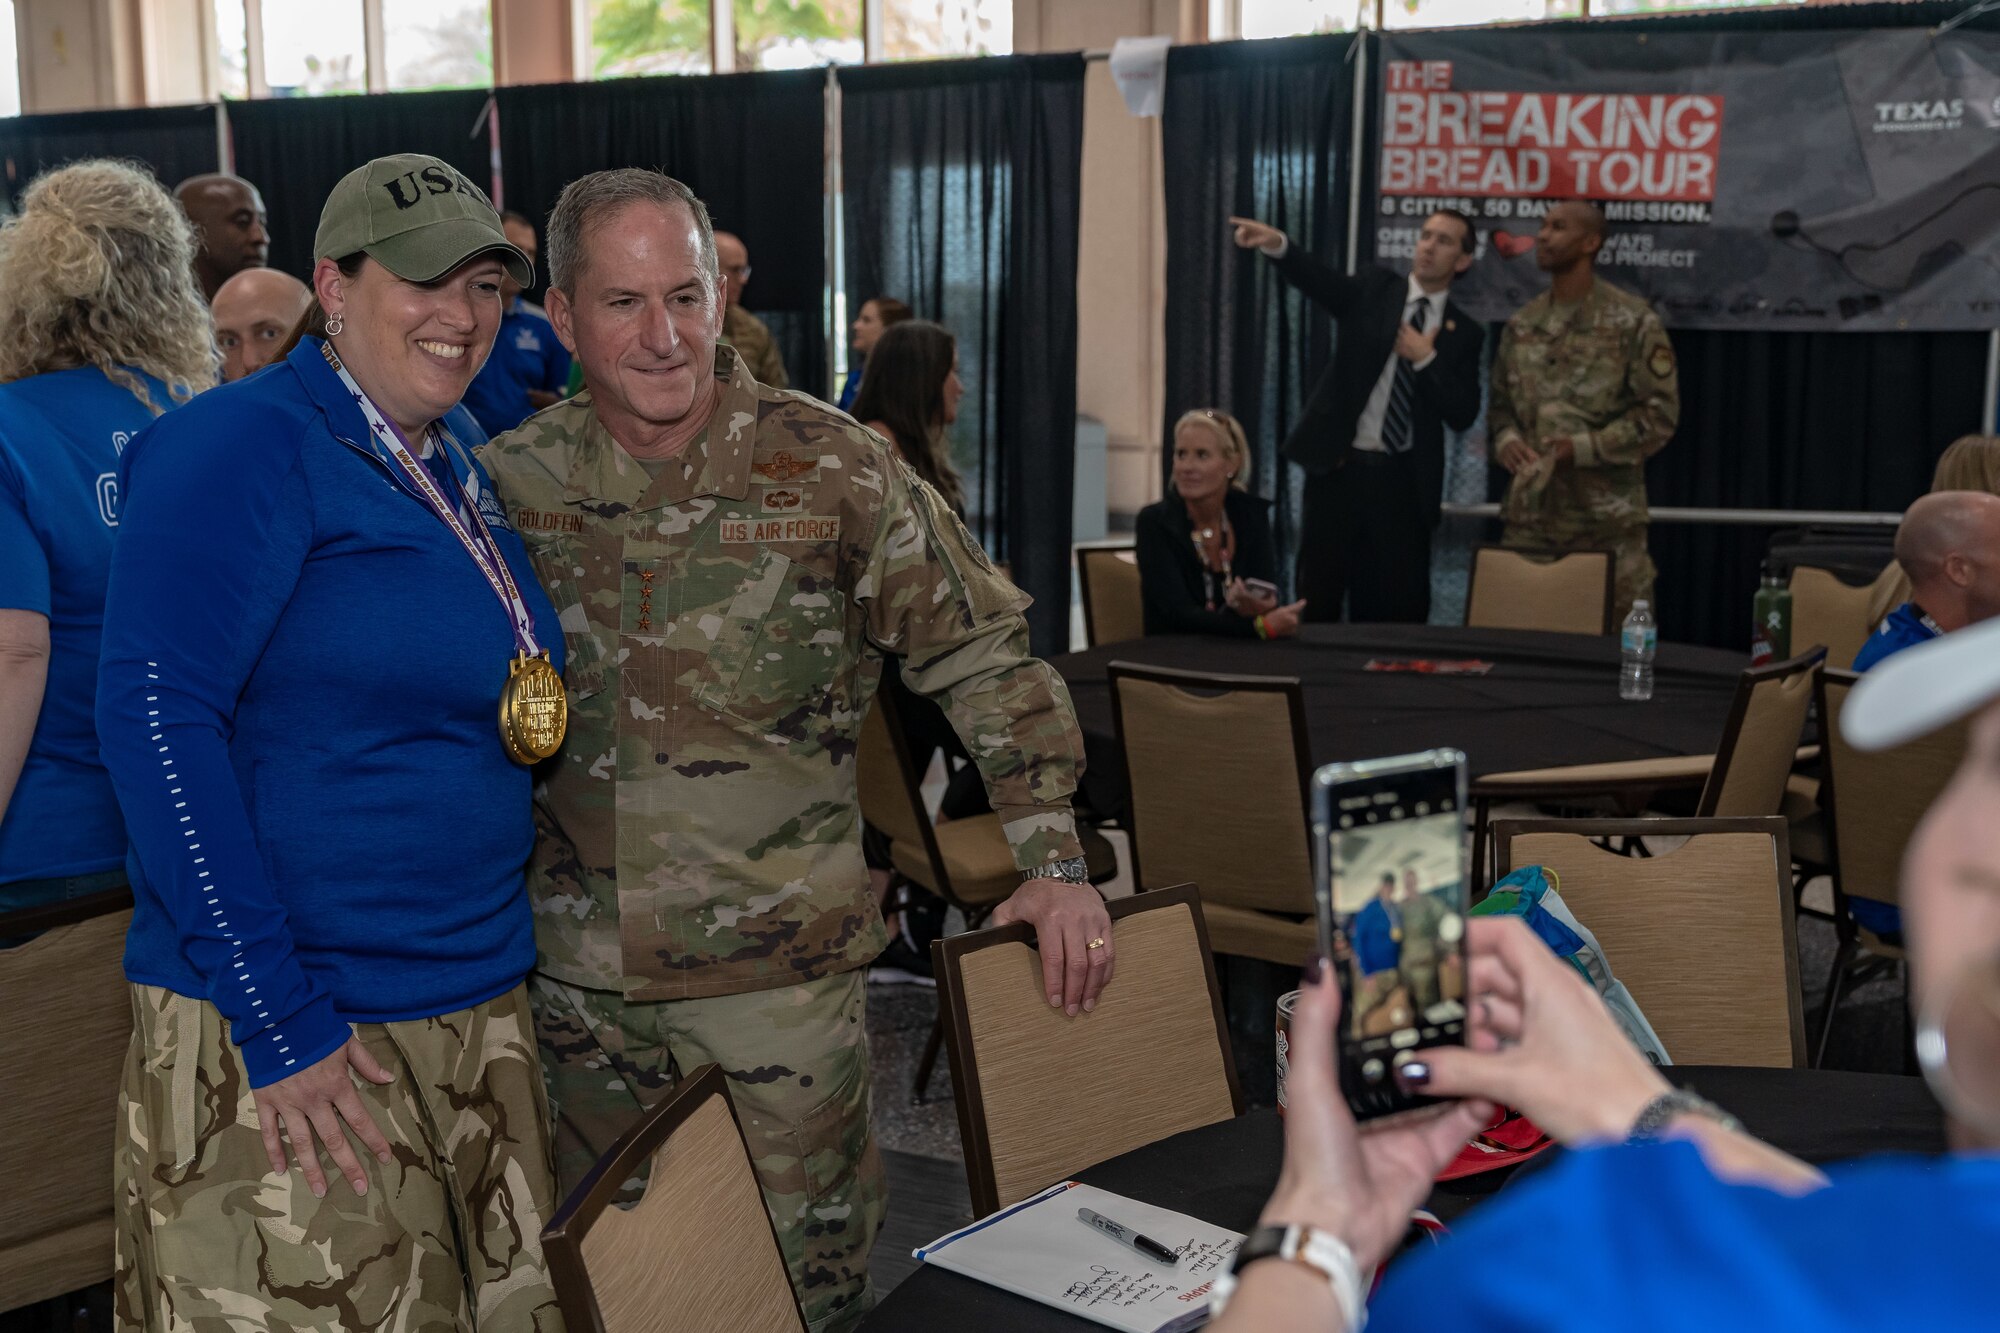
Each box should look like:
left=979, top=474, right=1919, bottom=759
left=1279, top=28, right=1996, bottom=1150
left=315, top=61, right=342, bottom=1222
left=1904, top=705, right=2000, bottom=1062
left=319, top=253, right=505, bottom=435
left=549, top=201, right=722, bottom=437
left=212, top=272, right=307, bottom=382
left=501, top=217, right=538, bottom=303
left=1411, top=213, right=1474, bottom=286
left=187, top=180, right=270, bottom=277
left=853, top=300, right=885, bottom=355
left=1172, top=420, right=1234, bottom=503
left=941, top=350, right=964, bottom=426
left=1535, top=203, right=1600, bottom=272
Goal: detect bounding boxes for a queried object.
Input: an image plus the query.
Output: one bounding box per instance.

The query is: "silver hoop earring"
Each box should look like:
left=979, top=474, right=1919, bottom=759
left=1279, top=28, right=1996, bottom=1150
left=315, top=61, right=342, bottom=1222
left=326, top=313, right=344, bottom=337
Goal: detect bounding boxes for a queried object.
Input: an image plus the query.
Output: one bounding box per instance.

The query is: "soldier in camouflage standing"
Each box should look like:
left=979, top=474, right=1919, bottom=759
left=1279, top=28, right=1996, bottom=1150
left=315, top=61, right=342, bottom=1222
left=1490, top=200, right=1680, bottom=620
left=480, top=169, right=1114, bottom=1333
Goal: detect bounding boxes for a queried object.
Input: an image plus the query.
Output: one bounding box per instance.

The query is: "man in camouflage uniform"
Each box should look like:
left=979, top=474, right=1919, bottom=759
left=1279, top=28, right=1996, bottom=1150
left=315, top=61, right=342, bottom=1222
left=717, top=229, right=789, bottom=389
left=480, top=170, right=1114, bottom=1333
left=1490, top=200, right=1680, bottom=621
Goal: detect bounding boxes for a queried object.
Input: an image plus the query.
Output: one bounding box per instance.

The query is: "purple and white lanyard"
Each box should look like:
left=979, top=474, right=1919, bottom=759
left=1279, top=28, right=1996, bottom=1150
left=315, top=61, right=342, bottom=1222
left=321, top=341, right=545, bottom=659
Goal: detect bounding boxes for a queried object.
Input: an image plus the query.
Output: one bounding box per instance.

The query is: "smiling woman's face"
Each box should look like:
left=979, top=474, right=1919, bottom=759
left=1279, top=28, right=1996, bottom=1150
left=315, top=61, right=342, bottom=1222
left=318, top=252, right=505, bottom=437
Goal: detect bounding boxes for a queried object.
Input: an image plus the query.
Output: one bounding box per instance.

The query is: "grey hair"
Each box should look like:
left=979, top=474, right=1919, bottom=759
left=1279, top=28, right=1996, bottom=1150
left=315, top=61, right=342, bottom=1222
left=545, top=169, right=717, bottom=293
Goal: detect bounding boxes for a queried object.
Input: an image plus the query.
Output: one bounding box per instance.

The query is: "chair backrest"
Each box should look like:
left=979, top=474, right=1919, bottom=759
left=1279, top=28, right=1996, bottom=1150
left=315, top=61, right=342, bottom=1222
left=1077, top=545, right=1145, bottom=647
left=935, top=884, right=1242, bottom=1217
left=1494, top=818, right=1804, bottom=1067
left=0, top=889, right=135, bottom=1310
left=1465, top=546, right=1615, bottom=635
left=1818, top=668, right=1968, bottom=910
left=854, top=682, right=963, bottom=901
left=1697, top=648, right=1824, bottom=818
left=543, top=1064, right=806, bottom=1333
left=1108, top=663, right=1315, bottom=915
left=1790, top=565, right=1877, bottom=671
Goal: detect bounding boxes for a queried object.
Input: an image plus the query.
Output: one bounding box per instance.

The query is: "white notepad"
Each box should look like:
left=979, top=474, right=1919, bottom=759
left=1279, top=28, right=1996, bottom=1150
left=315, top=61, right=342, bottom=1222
left=914, top=1181, right=1244, bottom=1333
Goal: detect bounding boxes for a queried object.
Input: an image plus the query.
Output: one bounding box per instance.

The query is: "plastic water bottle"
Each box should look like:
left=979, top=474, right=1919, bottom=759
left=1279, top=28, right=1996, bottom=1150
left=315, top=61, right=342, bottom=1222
left=1620, top=600, right=1657, bottom=701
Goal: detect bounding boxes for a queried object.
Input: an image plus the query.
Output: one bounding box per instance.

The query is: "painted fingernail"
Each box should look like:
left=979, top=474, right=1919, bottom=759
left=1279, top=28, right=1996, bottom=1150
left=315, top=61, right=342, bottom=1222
left=1303, top=952, right=1325, bottom=984
left=1395, top=1060, right=1431, bottom=1090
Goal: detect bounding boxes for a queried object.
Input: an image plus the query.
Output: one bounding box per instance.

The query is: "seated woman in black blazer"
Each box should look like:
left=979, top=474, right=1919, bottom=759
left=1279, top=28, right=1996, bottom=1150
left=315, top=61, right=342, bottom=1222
left=1136, top=409, right=1306, bottom=638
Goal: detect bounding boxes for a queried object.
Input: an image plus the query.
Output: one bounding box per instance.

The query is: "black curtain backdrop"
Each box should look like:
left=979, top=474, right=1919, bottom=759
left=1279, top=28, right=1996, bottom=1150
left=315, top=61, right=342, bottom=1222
left=229, top=90, right=493, bottom=284
left=1159, top=35, right=1356, bottom=600
left=0, top=104, right=221, bottom=210
left=841, top=54, right=1086, bottom=654
left=497, top=72, right=827, bottom=400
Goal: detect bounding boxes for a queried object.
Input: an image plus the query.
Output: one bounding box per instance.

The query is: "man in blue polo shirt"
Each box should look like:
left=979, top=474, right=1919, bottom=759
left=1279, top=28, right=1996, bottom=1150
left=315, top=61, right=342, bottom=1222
left=460, top=211, right=571, bottom=436
left=1853, top=491, right=2000, bottom=672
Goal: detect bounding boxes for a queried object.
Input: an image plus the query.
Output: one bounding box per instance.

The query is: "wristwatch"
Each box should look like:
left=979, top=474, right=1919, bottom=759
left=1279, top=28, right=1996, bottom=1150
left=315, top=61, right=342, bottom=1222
left=1210, top=1223, right=1366, bottom=1328
left=1022, top=855, right=1090, bottom=886
left=1628, top=1088, right=1742, bottom=1141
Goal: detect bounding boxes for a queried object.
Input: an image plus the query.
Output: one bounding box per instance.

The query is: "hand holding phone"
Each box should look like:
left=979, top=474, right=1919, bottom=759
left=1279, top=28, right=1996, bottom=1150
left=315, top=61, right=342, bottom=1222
left=1231, top=577, right=1280, bottom=616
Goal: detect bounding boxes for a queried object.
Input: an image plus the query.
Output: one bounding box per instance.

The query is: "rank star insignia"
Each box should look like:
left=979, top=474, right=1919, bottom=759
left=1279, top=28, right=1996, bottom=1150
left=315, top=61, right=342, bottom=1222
left=751, top=449, right=818, bottom=483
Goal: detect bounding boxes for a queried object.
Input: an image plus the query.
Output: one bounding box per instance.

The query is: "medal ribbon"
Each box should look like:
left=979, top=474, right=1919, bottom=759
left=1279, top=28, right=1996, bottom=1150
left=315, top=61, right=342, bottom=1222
left=320, top=341, right=544, bottom=658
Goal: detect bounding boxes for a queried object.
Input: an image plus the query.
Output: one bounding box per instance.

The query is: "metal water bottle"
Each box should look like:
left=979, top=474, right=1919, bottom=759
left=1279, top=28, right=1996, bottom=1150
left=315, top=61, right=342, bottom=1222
left=1750, top=561, right=1792, bottom=665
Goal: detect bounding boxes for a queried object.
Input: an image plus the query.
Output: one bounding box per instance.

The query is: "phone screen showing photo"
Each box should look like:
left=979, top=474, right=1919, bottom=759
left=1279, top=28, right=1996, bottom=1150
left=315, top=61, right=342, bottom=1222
left=1319, top=762, right=1467, bottom=1122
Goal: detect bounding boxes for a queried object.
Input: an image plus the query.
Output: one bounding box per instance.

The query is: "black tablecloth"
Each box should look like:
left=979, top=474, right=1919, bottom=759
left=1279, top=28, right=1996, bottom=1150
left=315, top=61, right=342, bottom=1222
left=862, top=1066, right=1943, bottom=1332
left=1052, top=626, right=1747, bottom=821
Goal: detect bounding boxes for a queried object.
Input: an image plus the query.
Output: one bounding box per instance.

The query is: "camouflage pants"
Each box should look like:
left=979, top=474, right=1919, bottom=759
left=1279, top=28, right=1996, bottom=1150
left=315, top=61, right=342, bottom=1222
left=114, top=983, right=564, bottom=1333
left=529, top=970, right=882, bottom=1333
left=1501, top=522, right=1656, bottom=626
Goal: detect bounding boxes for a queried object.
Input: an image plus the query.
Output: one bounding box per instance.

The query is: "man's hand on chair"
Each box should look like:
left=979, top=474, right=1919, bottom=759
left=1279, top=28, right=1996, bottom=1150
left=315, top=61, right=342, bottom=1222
left=991, top=881, right=1115, bottom=1017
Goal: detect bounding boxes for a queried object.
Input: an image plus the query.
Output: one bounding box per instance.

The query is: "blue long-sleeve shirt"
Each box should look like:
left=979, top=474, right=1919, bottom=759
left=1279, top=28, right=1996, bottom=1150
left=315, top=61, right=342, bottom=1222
left=98, top=339, right=561, bottom=1087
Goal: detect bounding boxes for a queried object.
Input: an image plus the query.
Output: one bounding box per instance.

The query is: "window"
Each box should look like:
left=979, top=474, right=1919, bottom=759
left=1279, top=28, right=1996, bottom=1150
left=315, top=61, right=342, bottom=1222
left=385, top=0, right=495, bottom=90
left=213, top=0, right=495, bottom=96
left=262, top=0, right=368, bottom=95
left=1381, top=0, right=1583, bottom=27
left=879, top=0, right=1012, bottom=61
left=0, top=2, right=16, bottom=118
left=589, top=0, right=713, bottom=77
left=732, top=0, right=863, bottom=72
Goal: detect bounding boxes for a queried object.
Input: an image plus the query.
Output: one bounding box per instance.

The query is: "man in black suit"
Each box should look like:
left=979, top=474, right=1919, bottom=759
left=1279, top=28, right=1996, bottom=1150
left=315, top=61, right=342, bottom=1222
left=1230, top=211, right=1484, bottom=622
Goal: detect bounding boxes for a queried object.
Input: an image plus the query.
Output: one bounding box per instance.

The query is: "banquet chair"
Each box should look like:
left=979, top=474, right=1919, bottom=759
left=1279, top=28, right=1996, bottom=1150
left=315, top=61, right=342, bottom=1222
left=1790, top=564, right=1877, bottom=672
left=1494, top=817, right=1806, bottom=1067
left=1813, top=668, right=1967, bottom=1067
left=1464, top=546, right=1615, bottom=636
left=0, top=887, right=134, bottom=1314
left=856, top=684, right=1119, bottom=1103
left=932, top=883, right=1242, bottom=1216
left=1469, top=648, right=1824, bottom=889
left=542, top=1063, right=804, bottom=1333
left=1107, top=663, right=1318, bottom=966
left=1077, top=544, right=1145, bottom=647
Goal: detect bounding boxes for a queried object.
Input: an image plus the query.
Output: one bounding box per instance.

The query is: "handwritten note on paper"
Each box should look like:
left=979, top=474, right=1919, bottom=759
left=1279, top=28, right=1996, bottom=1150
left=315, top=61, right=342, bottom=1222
left=916, top=1183, right=1244, bottom=1333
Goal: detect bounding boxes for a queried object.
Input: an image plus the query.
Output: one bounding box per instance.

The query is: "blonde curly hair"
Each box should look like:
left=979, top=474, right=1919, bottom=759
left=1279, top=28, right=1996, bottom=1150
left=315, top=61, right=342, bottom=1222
left=0, top=159, right=217, bottom=411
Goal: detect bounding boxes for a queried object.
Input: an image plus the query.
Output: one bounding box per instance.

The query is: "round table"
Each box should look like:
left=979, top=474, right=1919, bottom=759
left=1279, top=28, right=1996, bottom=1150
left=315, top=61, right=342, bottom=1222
left=1051, top=625, right=1748, bottom=821
left=861, top=1066, right=1944, bottom=1332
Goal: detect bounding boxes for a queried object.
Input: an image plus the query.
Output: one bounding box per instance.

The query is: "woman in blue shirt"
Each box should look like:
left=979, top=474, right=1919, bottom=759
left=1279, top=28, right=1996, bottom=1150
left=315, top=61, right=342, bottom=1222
left=0, top=160, right=216, bottom=916
left=1210, top=619, right=2000, bottom=1332
left=99, top=154, right=565, bottom=1331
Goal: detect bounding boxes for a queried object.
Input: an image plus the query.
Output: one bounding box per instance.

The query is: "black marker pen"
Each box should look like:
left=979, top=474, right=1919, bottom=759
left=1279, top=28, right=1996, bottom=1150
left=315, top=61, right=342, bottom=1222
left=1078, top=1207, right=1179, bottom=1265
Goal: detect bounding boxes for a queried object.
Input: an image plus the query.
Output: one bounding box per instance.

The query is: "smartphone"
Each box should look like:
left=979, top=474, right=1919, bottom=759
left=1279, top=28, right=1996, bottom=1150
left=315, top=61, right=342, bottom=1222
left=1310, top=749, right=1469, bottom=1125
left=1241, top=577, right=1280, bottom=601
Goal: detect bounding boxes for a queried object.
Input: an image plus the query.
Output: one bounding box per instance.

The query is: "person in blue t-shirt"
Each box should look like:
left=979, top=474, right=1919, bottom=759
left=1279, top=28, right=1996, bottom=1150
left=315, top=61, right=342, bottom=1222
left=100, top=154, right=564, bottom=1328
left=0, top=160, right=216, bottom=916
left=458, top=211, right=570, bottom=436
left=1208, top=618, right=2000, bottom=1333
left=1853, top=490, right=2000, bottom=673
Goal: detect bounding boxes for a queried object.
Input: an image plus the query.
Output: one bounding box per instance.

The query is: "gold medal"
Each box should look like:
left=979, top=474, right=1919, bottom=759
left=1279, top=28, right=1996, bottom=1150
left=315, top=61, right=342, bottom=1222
left=499, top=652, right=568, bottom=765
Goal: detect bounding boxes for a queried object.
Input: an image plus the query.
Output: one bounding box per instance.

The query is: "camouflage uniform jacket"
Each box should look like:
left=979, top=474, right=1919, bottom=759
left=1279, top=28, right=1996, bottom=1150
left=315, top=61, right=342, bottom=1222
left=723, top=304, right=789, bottom=390
left=479, top=346, right=1084, bottom=1001
left=1489, top=277, right=1680, bottom=535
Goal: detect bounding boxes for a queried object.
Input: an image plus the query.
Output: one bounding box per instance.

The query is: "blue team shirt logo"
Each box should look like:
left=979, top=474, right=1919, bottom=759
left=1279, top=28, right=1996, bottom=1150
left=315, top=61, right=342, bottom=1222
left=514, top=327, right=542, bottom=353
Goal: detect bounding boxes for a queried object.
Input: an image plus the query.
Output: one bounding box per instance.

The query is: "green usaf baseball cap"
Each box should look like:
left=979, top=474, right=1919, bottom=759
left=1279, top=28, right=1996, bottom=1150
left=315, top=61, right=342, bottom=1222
left=314, top=153, right=532, bottom=287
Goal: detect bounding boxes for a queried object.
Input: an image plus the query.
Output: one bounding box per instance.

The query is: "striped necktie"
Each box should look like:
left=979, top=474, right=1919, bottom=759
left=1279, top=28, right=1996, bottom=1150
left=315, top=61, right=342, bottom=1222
left=1381, top=298, right=1428, bottom=455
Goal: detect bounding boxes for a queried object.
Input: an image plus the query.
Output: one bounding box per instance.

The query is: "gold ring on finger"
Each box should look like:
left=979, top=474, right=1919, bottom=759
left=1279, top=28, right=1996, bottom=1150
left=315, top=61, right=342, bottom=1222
left=1087, top=937, right=1106, bottom=950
